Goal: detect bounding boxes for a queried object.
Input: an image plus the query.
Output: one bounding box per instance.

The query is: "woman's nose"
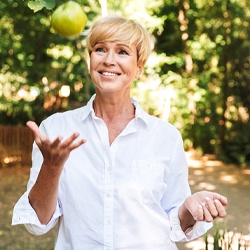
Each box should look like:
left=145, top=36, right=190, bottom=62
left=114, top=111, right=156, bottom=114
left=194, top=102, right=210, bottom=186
left=104, top=51, right=116, bottom=66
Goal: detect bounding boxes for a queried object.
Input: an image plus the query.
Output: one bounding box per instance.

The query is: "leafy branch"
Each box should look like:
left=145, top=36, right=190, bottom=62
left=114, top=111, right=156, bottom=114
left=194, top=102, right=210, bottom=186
left=26, top=0, right=55, bottom=12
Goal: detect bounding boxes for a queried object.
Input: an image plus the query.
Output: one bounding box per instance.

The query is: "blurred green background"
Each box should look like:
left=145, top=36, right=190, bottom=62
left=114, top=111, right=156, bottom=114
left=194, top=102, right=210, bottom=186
left=1, top=0, right=250, bottom=165
left=0, top=1, right=250, bottom=249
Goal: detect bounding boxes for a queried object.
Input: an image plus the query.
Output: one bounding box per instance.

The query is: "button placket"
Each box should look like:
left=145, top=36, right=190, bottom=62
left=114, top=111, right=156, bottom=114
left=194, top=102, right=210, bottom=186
left=103, top=138, right=114, bottom=249
left=95, top=118, right=117, bottom=249
left=104, top=159, right=114, bottom=249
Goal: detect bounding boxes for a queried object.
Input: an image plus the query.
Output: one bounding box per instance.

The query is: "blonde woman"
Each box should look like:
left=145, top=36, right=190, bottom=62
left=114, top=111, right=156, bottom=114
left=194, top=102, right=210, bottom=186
left=13, top=15, right=227, bottom=249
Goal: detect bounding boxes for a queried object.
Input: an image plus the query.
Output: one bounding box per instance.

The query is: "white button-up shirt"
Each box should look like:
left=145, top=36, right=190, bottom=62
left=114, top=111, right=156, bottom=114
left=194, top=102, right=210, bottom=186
left=12, top=95, right=211, bottom=250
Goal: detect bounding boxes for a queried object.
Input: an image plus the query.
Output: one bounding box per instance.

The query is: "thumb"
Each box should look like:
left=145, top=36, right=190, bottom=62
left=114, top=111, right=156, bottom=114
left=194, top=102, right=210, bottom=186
left=26, top=121, right=44, bottom=145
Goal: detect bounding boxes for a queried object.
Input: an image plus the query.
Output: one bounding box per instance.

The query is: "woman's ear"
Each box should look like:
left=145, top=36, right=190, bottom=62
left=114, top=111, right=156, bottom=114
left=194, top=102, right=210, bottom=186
left=135, top=65, right=144, bottom=79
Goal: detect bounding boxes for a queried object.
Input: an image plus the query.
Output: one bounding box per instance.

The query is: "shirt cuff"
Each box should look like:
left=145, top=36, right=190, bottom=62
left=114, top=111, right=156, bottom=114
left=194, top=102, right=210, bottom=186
left=12, top=190, right=62, bottom=235
left=169, top=207, right=213, bottom=242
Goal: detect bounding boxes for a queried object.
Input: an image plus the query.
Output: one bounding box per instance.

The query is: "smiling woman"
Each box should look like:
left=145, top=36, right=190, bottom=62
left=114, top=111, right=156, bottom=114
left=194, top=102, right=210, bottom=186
left=12, top=15, right=228, bottom=250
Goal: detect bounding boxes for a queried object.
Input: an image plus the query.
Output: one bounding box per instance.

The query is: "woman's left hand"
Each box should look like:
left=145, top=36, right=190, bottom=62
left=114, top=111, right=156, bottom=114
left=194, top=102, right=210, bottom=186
left=184, top=191, right=228, bottom=222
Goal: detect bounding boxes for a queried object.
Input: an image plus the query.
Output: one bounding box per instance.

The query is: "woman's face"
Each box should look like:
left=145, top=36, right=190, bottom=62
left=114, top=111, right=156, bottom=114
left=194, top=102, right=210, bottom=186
left=89, top=41, right=142, bottom=95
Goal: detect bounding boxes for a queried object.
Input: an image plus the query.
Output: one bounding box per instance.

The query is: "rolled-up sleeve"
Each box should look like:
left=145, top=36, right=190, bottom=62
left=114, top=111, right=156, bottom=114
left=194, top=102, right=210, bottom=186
left=169, top=207, right=212, bottom=242
left=12, top=190, right=62, bottom=235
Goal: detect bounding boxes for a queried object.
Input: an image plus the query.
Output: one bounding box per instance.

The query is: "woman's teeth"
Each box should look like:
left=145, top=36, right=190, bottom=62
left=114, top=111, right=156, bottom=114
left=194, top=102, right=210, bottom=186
left=102, top=72, right=117, bottom=76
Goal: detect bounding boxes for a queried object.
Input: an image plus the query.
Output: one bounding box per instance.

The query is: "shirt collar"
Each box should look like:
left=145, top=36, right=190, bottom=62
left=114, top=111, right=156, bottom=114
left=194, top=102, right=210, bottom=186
left=81, top=94, right=96, bottom=121
left=81, top=94, right=149, bottom=126
left=131, top=97, right=149, bottom=126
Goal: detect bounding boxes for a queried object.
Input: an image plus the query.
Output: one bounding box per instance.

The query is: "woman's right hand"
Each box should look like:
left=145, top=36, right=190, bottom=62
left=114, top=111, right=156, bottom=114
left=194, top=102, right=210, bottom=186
left=27, top=121, right=86, bottom=174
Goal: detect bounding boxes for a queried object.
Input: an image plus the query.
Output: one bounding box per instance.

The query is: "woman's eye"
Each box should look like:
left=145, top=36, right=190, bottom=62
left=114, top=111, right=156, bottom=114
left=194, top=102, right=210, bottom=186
left=95, top=47, right=105, bottom=53
left=119, top=50, right=129, bottom=55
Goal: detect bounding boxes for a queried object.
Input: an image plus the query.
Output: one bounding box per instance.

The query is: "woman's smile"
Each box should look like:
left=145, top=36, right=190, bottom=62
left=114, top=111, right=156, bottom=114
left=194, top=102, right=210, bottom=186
left=99, top=71, right=121, bottom=77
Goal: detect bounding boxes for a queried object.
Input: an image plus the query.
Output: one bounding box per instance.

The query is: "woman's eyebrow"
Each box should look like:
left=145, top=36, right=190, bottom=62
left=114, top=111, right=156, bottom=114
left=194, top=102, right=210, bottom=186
left=116, top=43, right=132, bottom=50
left=95, top=41, right=131, bottom=48
left=94, top=42, right=105, bottom=46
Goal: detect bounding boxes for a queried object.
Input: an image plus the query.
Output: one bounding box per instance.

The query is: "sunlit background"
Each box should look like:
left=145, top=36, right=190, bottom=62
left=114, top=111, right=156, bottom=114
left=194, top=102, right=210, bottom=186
left=1, top=0, right=249, bottom=166
left=0, top=0, right=250, bottom=249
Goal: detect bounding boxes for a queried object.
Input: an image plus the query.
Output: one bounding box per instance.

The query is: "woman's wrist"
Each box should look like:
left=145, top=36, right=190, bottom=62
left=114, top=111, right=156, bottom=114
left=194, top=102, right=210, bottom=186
left=178, top=203, right=196, bottom=232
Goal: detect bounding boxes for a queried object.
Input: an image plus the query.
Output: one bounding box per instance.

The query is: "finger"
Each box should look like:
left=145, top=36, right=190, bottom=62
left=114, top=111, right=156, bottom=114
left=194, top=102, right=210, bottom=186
left=213, top=193, right=228, bottom=206
left=69, top=138, right=86, bottom=151
left=51, top=136, right=63, bottom=148
left=205, top=197, right=219, bottom=218
left=61, top=133, right=80, bottom=148
left=214, top=199, right=227, bottom=218
left=194, top=205, right=204, bottom=221
left=26, top=121, right=40, bottom=137
left=27, top=121, right=50, bottom=148
left=26, top=121, right=44, bottom=145
left=202, top=202, right=214, bottom=222
left=61, top=133, right=86, bottom=150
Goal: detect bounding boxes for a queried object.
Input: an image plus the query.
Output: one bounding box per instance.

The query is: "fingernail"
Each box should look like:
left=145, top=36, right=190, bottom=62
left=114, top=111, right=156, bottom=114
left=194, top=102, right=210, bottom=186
left=214, top=199, right=219, bottom=203
left=205, top=197, right=210, bottom=201
left=201, top=202, right=205, bottom=206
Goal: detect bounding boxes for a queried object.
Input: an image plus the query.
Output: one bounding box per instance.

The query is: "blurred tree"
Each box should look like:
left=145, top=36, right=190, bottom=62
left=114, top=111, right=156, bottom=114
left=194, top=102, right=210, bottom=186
left=0, top=0, right=249, bottom=165
left=150, top=0, right=250, bottom=165
left=0, top=0, right=98, bottom=125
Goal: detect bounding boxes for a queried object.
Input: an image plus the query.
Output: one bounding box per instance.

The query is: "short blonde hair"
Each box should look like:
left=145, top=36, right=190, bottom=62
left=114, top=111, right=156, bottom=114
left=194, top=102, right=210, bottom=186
left=86, top=15, right=152, bottom=66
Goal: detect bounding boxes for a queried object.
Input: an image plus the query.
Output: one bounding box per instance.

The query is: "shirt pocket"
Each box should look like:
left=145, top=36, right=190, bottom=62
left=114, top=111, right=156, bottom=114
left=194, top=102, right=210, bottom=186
left=129, top=160, right=166, bottom=204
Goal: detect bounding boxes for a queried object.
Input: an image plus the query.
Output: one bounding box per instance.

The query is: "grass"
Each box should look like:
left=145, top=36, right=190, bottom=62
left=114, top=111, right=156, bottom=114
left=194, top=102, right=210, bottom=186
left=204, top=222, right=250, bottom=250
left=0, top=166, right=57, bottom=250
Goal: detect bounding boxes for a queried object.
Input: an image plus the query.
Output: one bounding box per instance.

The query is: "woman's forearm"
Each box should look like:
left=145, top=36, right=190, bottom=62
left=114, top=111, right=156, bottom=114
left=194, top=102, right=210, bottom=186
left=28, top=163, right=61, bottom=225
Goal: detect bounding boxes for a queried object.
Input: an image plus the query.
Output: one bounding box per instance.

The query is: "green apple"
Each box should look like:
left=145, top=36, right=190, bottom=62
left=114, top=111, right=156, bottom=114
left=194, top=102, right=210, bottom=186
left=51, top=1, right=87, bottom=39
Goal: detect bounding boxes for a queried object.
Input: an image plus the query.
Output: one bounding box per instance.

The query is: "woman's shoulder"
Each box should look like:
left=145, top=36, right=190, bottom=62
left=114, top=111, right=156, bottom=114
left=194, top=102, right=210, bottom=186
left=148, top=113, right=180, bottom=132
left=41, top=106, right=87, bottom=126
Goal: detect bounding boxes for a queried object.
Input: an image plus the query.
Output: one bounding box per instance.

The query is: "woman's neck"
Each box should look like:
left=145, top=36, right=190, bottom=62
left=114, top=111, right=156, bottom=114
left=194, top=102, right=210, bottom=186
left=93, top=92, right=136, bottom=144
left=93, top=93, right=135, bottom=121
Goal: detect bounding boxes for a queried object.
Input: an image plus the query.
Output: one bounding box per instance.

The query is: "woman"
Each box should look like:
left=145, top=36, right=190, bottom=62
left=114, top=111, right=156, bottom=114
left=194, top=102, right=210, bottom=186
left=12, top=15, right=227, bottom=249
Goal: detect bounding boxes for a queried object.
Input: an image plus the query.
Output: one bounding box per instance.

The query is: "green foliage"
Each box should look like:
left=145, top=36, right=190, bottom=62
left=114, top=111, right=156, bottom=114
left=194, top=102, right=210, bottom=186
left=204, top=221, right=250, bottom=250
left=0, top=0, right=98, bottom=125
left=148, top=0, right=250, bottom=166
left=28, top=0, right=55, bottom=12
left=0, top=0, right=249, bottom=166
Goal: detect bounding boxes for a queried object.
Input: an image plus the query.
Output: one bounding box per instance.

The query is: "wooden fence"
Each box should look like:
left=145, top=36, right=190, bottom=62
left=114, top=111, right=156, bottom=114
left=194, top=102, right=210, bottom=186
left=0, top=126, right=34, bottom=167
